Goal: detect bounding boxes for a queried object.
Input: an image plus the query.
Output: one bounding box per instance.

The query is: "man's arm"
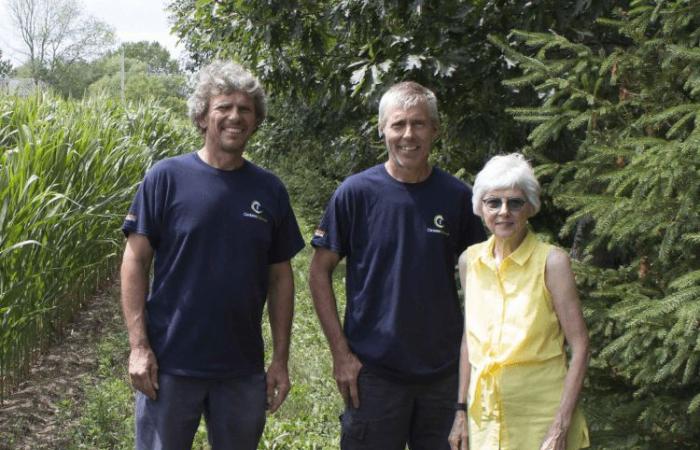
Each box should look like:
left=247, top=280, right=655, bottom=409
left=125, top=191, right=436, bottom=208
left=266, top=260, right=295, bottom=413
left=120, top=233, right=158, bottom=400
left=308, top=247, right=363, bottom=408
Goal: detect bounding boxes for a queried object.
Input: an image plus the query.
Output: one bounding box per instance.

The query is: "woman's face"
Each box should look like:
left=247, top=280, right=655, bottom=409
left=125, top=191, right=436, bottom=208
left=481, top=187, right=533, bottom=240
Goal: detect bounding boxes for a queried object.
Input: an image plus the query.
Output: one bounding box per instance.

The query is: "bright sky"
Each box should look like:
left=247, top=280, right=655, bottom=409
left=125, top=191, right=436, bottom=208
left=0, top=0, right=183, bottom=66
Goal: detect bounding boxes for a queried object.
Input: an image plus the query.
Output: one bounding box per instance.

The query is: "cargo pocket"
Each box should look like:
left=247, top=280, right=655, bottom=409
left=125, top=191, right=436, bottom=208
left=340, top=412, right=368, bottom=447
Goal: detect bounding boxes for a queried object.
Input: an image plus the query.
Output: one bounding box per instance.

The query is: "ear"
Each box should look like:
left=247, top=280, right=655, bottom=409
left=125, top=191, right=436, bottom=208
left=197, top=115, right=207, bottom=131
left=525, top=203, right=537, bottom=219
left=431, top=124, right=440, bottom=141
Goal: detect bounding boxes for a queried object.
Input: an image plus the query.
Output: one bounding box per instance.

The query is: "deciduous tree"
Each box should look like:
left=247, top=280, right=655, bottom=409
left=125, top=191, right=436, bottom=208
left=106, top=41, right=180, bottom=75
left=88, top=52, right=187, bottom=113
left=7, top=0, right=115, bottom=84
left=168, top=0, right=621, bottom=226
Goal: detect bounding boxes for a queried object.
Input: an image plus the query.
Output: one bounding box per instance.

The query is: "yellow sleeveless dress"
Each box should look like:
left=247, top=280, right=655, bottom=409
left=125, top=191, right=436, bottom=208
left=463, top=231, right=589, bottom=449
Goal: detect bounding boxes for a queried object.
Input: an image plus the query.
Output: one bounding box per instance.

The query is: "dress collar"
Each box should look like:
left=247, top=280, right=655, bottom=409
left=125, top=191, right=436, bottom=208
left=478, top=229, right=537, bottom=270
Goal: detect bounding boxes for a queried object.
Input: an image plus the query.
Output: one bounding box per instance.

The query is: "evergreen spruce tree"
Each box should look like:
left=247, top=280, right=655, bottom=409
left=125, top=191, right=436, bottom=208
left=491, top=1, right=700, bottom=447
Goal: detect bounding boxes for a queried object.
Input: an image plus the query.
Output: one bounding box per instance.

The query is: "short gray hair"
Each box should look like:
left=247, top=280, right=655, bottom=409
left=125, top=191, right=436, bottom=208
left=472, top=153, right=541, bottom=217
left=377, top=81, right=439, bottom=137
left=187, top=60, right=267, bottom=133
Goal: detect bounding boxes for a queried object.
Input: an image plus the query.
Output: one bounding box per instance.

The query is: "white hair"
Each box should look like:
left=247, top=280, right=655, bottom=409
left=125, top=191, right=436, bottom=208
left=377, top=81, right=439, bottom=137
left=472, top=153, right=541, bottom=217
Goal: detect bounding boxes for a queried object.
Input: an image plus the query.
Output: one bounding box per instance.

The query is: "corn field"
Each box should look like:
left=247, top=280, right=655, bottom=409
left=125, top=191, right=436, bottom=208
left=0, top=93, right=199, bottom=400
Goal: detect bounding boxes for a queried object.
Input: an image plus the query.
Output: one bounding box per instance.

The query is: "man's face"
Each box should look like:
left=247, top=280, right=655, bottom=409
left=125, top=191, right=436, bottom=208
left=381, top=102, right=437, bottom=174
left=198, top=91, right=257, bottom=154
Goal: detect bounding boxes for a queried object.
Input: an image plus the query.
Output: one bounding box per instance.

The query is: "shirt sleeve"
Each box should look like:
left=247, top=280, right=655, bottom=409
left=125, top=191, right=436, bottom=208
left=268, top=186, right=305, bottom=264
left=310, top=185, right=350, bottom=258
left=121, top=168, right=163, bottom=249
left=458, top=188, right=487, bottom=253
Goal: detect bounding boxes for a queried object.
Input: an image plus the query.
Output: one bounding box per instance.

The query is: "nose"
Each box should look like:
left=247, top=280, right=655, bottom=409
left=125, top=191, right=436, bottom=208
left=403, top=124, right=414, bottom=138
left=227, top=107, right=241, bottom=121
left=498, top=201, right=511, bottom=214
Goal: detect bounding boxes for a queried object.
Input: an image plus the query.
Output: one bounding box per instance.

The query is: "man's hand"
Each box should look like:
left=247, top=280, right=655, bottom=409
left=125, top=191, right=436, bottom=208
left=448, top=411, right=469, bottom=450
left=332, top=350, right=363, bottom=408
left=128, top=346, right=159, bottom=400
left=266, top=360, right=291, bottom=413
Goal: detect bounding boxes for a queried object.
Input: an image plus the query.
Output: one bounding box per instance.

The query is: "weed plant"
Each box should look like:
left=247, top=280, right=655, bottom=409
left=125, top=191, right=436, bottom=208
left=59, top=242, right=344, bottom=449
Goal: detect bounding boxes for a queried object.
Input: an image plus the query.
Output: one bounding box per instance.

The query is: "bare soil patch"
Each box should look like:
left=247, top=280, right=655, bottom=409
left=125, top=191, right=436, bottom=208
left=0, top=279, right=124, bottom=450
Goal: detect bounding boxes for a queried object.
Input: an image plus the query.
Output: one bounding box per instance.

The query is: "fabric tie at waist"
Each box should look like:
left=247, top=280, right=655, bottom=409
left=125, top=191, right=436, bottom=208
left=469, top=359, right=502, bottom=427
left=469, top=355, right=565, bottom=428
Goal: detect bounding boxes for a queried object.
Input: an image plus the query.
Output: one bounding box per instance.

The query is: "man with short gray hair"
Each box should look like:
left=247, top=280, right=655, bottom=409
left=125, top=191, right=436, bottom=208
left=309, top=81, right=486, bottom=449
left=120, top=60, right=304, bottom=450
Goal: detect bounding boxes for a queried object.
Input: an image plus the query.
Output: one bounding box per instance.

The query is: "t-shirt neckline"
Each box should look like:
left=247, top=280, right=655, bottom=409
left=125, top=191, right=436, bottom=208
left=379, top=163, right=435, bottom=187
left=191, top=151, right=249, bottom=175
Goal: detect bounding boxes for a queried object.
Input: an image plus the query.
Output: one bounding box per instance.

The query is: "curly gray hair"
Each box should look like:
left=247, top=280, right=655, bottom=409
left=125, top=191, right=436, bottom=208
left=377, top=81, right=439, bottom=137
left=187, top=60, right=267, bottom=133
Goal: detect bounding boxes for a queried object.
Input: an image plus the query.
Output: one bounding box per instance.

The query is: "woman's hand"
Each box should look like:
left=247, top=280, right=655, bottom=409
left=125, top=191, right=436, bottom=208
left=539, top=418, right=568, bottom=450
left=543, top=247, right=589, bottom=450
left=448, top=411, right=469, bottom=450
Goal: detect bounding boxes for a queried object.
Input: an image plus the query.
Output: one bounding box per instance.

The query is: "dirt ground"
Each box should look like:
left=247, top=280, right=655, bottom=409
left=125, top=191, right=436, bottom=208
left=0, top=280, right=123, bottom=450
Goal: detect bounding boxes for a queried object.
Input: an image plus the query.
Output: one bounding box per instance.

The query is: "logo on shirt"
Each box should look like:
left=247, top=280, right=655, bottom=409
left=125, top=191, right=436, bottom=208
left=242, top=200, right=268, bottom=223
left=427, top=214, right=450, bottom=236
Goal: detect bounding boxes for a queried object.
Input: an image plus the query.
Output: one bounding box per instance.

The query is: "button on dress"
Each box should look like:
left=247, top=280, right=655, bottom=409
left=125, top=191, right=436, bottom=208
left=463, top=231, right=589, bottom=449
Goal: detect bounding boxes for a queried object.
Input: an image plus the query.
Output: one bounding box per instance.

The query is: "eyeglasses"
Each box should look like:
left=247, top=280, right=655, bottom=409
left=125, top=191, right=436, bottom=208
left=482, top=197, right=527, bottom=212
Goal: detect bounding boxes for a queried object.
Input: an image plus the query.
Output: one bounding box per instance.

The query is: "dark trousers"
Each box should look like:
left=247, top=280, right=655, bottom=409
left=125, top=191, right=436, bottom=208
left=135, top=373, right=266, bottom=450
left=340, top=368, right=457, bottom=450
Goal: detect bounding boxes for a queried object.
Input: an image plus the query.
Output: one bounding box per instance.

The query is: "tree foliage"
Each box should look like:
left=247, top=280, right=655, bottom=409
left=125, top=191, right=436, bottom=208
left=88, top=50, right=188, bottom=114
left=107, top=41, right=181, bottom=75
left=491, top=0, right=700, bottom=447
left=167, top=1, right=700, bottom=447
left=6, top=0, right=115, bottom=84
left=168, top=0, right=621, bottom=225
left=0, top=49, right=12, bottom=78
left=71, top=41, right=188, bottom=112
left=11, top=40, right=188, bottom=111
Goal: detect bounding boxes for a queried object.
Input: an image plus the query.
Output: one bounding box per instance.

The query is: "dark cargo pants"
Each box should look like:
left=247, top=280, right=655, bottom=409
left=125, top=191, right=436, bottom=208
left=340, top=368, right=457, bottom=450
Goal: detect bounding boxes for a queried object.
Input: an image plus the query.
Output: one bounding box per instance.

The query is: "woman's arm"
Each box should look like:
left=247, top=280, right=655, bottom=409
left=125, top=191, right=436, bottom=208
left=540, top=247, right=590, bottom=450
left=449, top=252, right=471, bottom=450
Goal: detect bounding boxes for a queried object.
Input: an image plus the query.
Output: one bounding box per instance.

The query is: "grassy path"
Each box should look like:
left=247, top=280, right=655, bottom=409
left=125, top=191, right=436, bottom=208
left=0, top=245, right=344, bottom=449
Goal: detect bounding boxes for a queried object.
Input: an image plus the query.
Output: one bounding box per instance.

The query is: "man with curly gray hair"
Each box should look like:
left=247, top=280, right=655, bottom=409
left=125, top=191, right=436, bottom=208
left=120, top=60, right=304, bottom=450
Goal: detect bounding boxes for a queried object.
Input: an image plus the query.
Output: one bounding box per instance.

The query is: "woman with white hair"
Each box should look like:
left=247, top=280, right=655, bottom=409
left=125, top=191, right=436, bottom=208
left=448, top=153, right=590, bottom=450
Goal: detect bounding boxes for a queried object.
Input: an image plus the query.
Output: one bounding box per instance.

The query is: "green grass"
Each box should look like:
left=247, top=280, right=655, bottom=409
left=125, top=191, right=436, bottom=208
left=57, top=239, right=344, bottom=449
left=259, top=243, right=344, bottom=449
left=0, top=92, right=345, bottom=448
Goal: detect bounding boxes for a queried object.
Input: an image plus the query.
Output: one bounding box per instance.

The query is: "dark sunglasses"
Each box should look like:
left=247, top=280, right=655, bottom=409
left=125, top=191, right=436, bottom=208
left=482, top=197, right=527, bottom=212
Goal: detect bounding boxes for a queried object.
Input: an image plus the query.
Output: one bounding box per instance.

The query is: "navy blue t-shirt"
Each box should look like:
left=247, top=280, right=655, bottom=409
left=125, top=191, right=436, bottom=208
left=122, top=152, right=305, bottom=378
left=311, top=164, right=486, bottom=382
